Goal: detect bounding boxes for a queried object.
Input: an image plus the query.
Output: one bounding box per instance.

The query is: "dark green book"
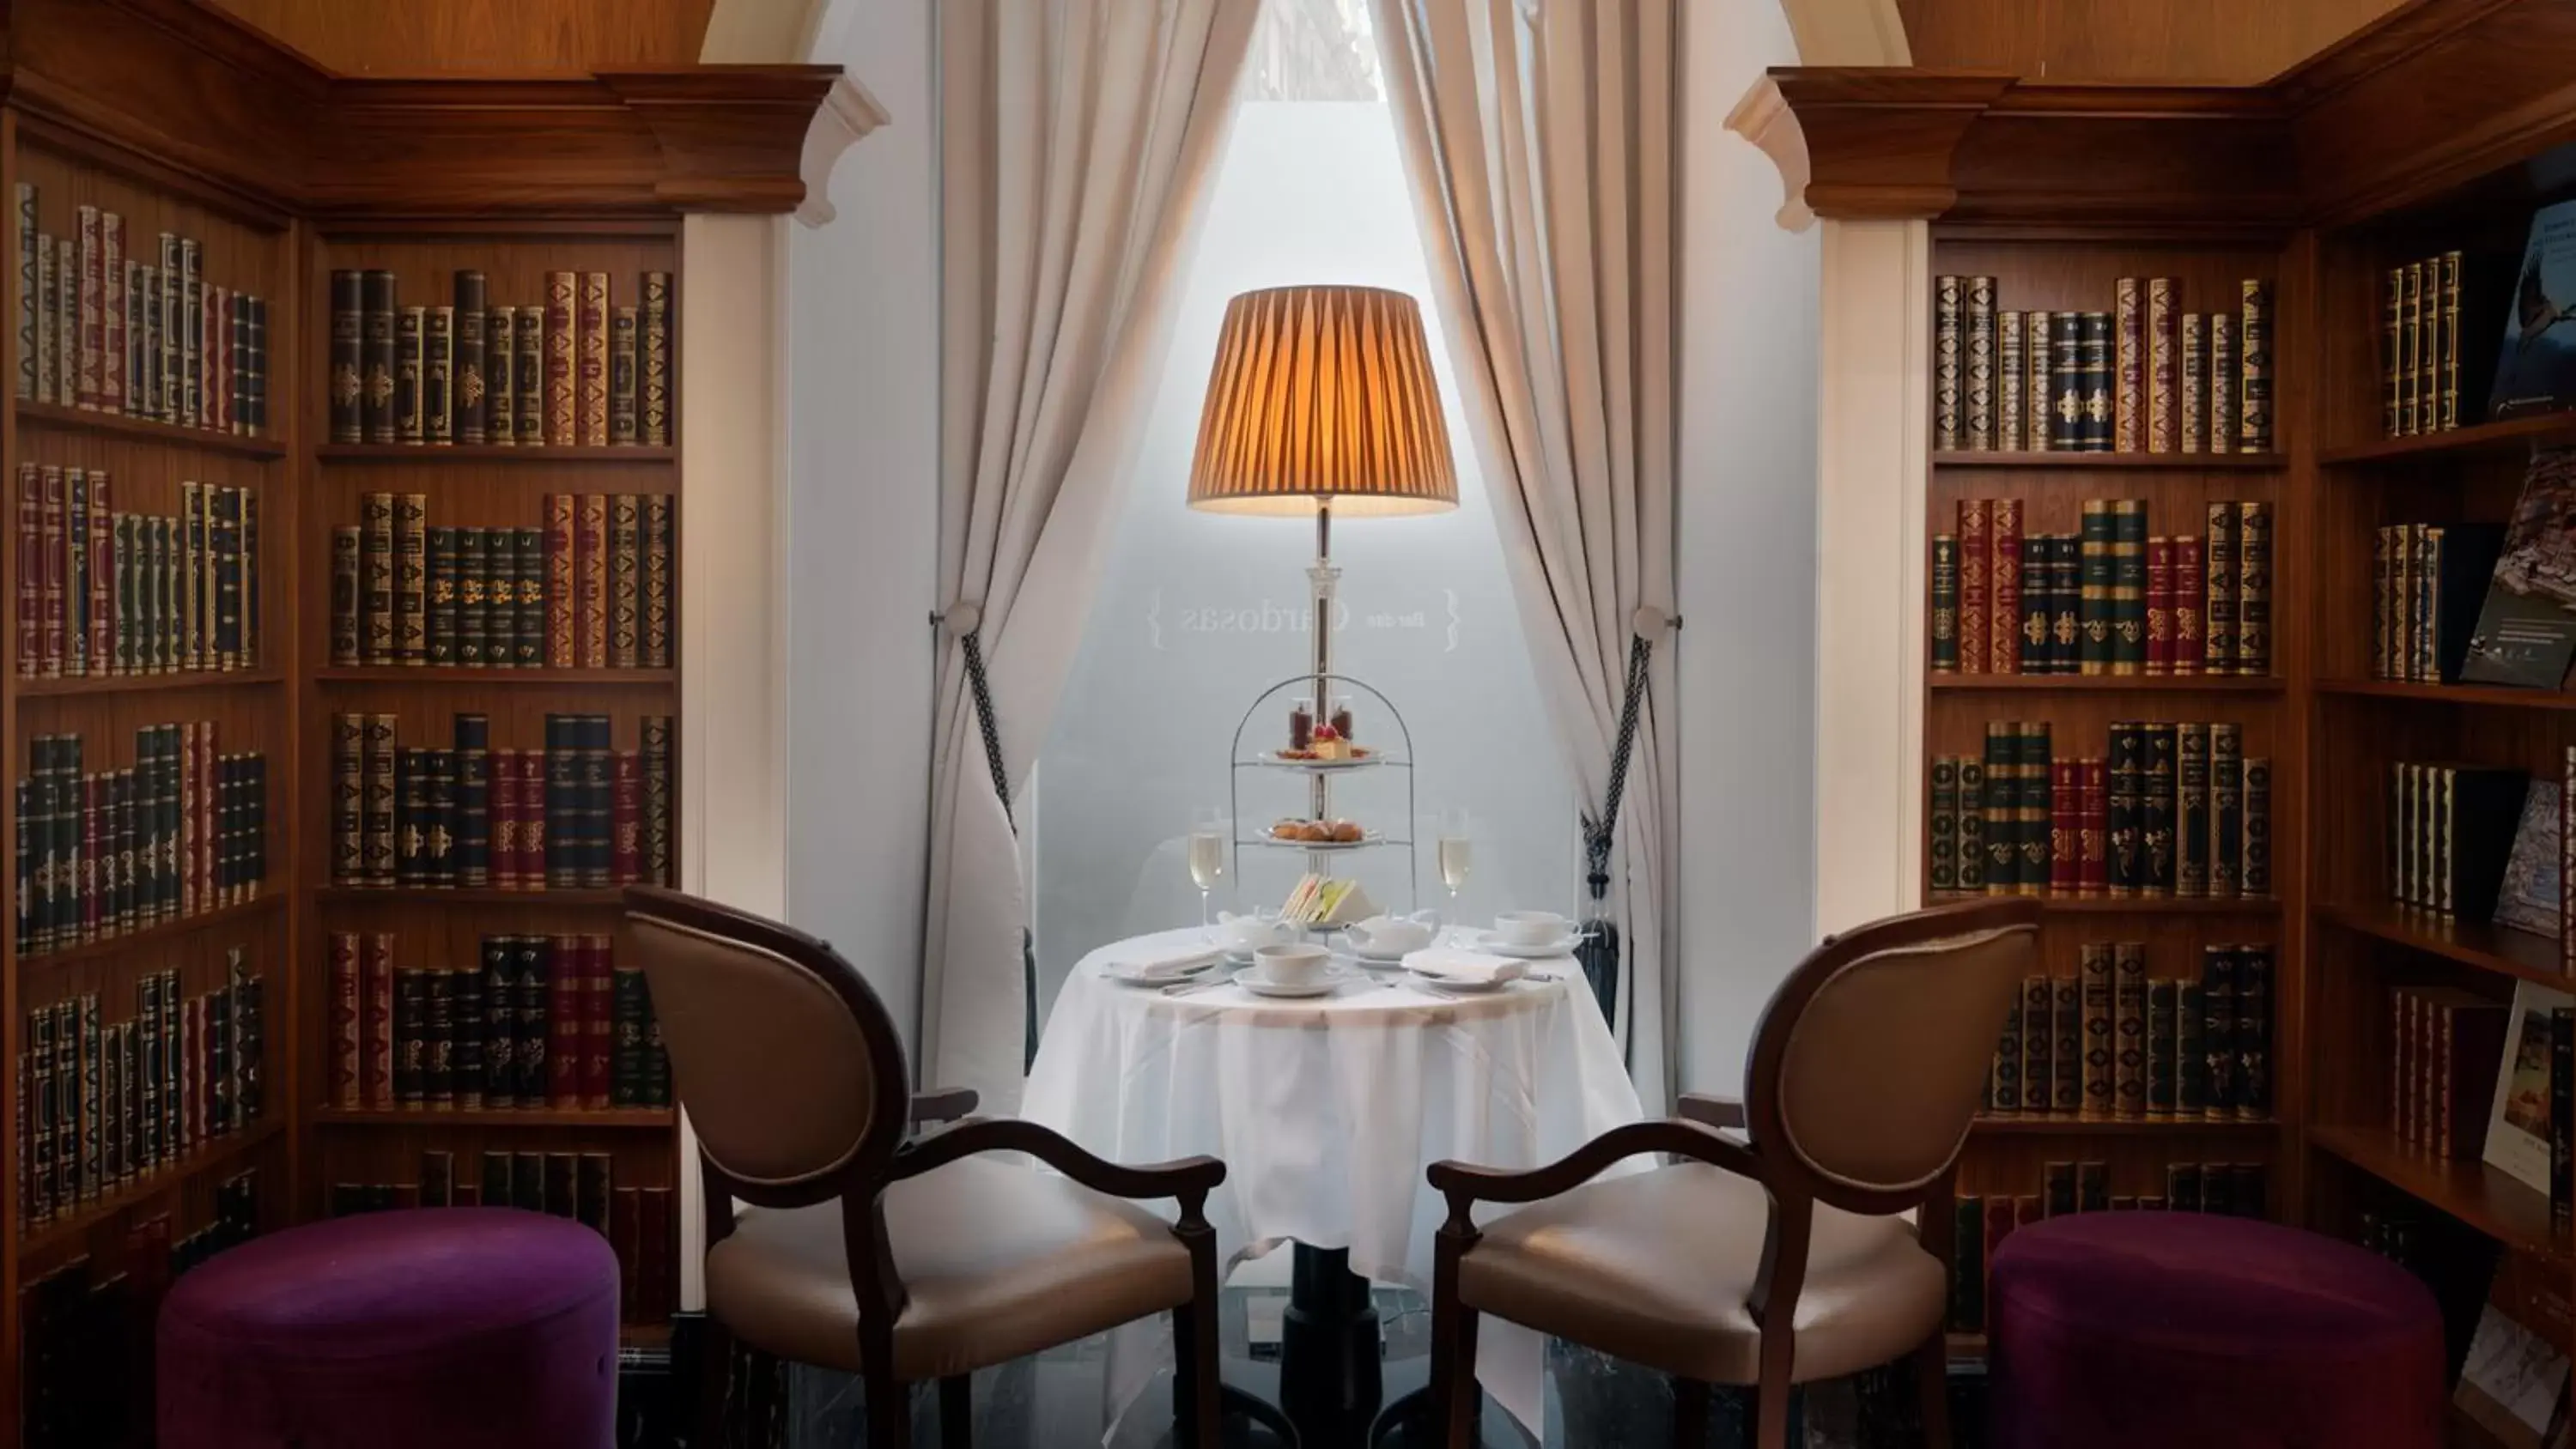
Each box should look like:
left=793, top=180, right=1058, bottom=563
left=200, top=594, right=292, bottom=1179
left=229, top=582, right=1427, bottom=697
left=1983, top=722, right=2017, bottom=893
left=2079, top=501, right=2112, bottom=675
left=455, top=271, right=488, bottom=446
left=426, top=526, right=458, bottom=665
left=1930, top=534, right=1959, bottom=673
left=2178, top=723, right=2211, bottom=897
left=2080, top=311, right=2113, bottom=452
left=483, top=528, right=518, bottom=669
left=361, top=270, right=397, bottom=444
left=457, top=526, right=488, bottom=668
left=2050, top=532, right=2081, bottom=674
left=2020, top=976, right=2053, bottom=1115
left=2177, top=981, right=2208, bottom=1118
left=2147, top=979, right=2178, bottom=1117
left=2019, top=535, right=2050, bottom=674
left=2108, top=722, right=2146, bottom=895
left=612, top=966, right=650, bottom=1107
left=481, top=934, right=516, bottom=1109
left=2050, top=312, right=2083, bottom=451
left=2202, top=947, right=2239, bottom=1116
left=2211, top=724, right=2245, bottom=899
left=1988, top=978, right=2021, bottom=1113
left=2144, top=723, right=2177, bottom=894
left=1929, top=755, right=1959, bottom=894
left=514, top=525, right=545, bottom=667
left=2111, top=500, right=2147, bottom=672
left=1957, top=756, right=1986, bottom=894
left=395, top=305, right=424, bottom=444
left=2051, top=974, right=2081, bottom=1112
left=2018, top=722, right=2053, bottom=894
left=2236, top=946, right=2272, bottom=1122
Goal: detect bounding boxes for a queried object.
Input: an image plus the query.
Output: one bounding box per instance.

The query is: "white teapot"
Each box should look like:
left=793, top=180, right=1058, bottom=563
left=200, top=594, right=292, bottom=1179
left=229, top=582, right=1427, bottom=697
left=1343, top=911, right=1440, bottom=956
left=1218, top=909, right=1299, bottom=951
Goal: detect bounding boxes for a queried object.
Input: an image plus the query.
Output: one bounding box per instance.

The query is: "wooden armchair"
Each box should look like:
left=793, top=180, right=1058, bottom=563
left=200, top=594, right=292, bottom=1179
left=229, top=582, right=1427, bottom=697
left=618, top=886, right=1226, bottom=1448
left=1423, top=896, right=2041, bottom=1449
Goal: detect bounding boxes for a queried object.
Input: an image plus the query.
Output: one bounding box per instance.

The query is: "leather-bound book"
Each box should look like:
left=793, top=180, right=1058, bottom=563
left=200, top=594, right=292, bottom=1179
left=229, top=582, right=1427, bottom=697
left=574, top=494, right=608, bottom=669
left=2114, top=278, right=2142, bottom=452
left=544, top=271, right=578, bottom=446
left=101, top=213, right=124, bottom=414
left=74, top=206, right=99, bottom=409
left=2145, top=535, right=2173, bottom=676
left=613, top=752, right=642, bottom=886
left=578, top=1153, right=612, bottom=1234
left=2044, top=1160, right=2076, bottom=1217
left=361, top=713, right=398, bottom=887
left=2208, top=312, right=2237, bottom=455
left=2023, top=308, right=2052, bottom=453
left=479, top=1149, right=513, bottom=1207
left=455, top=713, right=489, bottom=888
left=2201, top=947, right=2239, bottom=1118
left=2239, top=280, right=2273, bottom=452
left=454, top=272, right=486, bottom=445
left=2171, top=535, right=2203, bottom=677
left=613, top=962, right=653, bottom=1108
left=2244, top=757, right=2272, bottom=898
left=2050, top=758, right=2079, bottom=894
left=392, top=967, right=427, bottom=1108
left=13, top=464, right=35, bottom=679
left=394, top=304, right=424, bottom=443
left=2202, top=503, right=2239, bottom=674
left=2237, top=946, right=2273, bottom=1122
left=2144, top=279, right=2177, bottom=452
left=2398, top=261, right=2422, bottom=434
left=514, top=1151, right=547, bottom=1214
left=642, top=715, right=673, bottom=885
left=2078, top=1161, right=2109, bottom=1213
left=579, top=272, right=611, bottom=446
left=1965, top=275, right=1996, bottom=451
left=426, top=748, right=458, bottom=889
left=2107, top=722, right=2145, bottom=896
left=2017, top=722, right=2052, bottom=894
left=13, top=184, right=33, bottom=402
left=2113, top=941, right=2148, bottom=1119
left=2049, top=312, right=2082, bottom=452
left=1929, top=534, right=1958, bottom=675
left=2110, top=500, right=2146, bottom=674
left=483, top=528, right=518, bottom=669
left=2077, top=312, right=2111, bottom=452
left=2176, top=981, right=2208, bottom=1119
left=611, top=305, right=640, bottom=445
left=479, top=935, right=516, bottom=1110
left=572, top=936, right=608, bottom=1110
left=542, top=494, right=576, bottom=668
left=2235, top=500, right=2273, bottom=676
left=394, top=493, right=428, bottom=665
left=610, top=494, right=641, bottom=669
left=515, top=304, right=544, bottom=445
left=488, top=306, right=515, bottom=445
left=2210, top=723, right=2244, bottom=899
left=2079, top=943, right=2115, bottom=1117
left=179, top=237, right=201, bottom=427
left=2382, top=265, right=2404, bottom=436
left=2051, top=974, right=2082, bottom=1112
left=515, top=937, right=550, bottom=1105
left=642, top=494, right=673, bottom=669
left=425, top=305, right=453, bottom=446
left=1981, top=722, right=2015, bottom=894
left=426, top=526, right=458, bottom=666
left=2147, top=979, right=2178, bottom=1118
left=2179, top=312, right=2207, bottom=452
left=519, top=744, right=550, bottom=887
left=424, top=967, right=456, bottom=1109
left=2166, top=1163, right=2202, bottom=1214
left=2020, top=975, right=2053, bottom=1115
left=1958, top=755, right=1985, bottom=894
left=549, top=936, right=583, bottom=1106
left=643, top=271, right=673, bottom=446
left=2077, top=500, right=2110, bottom=674
left=1990, top=498, right=2021, bottom=675
left=458, top=526, right=489, bottom=669
left=1930, top=755, right=1959, bottom=894
left=394, top=748, right=429, bottom=888
left=1988, top=971, right=2022, bottom=1113
left=330, top=270, right=363, bottom=442
left=37, top=465, right=61, bottom=677
left=33, top=230, right=55, bottom=408
left=2177, top=722, right=2210, bottom=897
left=514, top=524, right=545, bottom=668
left=179, top=478, right=204, bottom=671
left=360, top=491, right=394, bottom=664
left=2049, top=532, right=2080, bottom=674
left=2144, top=723, right=2178, bottom=895
left=1957, top=500, right=1989, bottom=676
left=1997, top=312, right=2024, bottom=452
left=546, top=714, right=580, bottom=889
left=361, top=270, right=397, bottom=443
left=490, top=749, right=522, bottom=891
left=421, top=1150, right=454, bottom=1210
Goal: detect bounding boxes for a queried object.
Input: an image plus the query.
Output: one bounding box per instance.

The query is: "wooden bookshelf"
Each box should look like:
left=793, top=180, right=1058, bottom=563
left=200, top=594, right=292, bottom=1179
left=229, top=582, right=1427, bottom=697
left=1771, top=1, right=2576, bottom=1417
left=0, top=0, right=839, bottom=1434
left=1929, top=674, right=2283, bottom=693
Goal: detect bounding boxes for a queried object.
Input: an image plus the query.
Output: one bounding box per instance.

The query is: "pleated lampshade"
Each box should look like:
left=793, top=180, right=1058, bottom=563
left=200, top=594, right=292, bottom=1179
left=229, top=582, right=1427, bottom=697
left=1187, top=285, right=1459, bottom=517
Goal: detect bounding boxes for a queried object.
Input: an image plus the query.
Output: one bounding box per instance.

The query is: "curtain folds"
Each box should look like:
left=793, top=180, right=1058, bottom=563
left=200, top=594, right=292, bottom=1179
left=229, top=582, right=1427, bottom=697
left=1370, top=0, right=1682, bottom=1112
left=925, top=0, right=1261, bottom=1111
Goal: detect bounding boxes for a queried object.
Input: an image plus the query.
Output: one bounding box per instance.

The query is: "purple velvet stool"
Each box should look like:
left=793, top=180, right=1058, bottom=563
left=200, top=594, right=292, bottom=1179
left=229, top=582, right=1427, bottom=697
left=157, top=1208, right=621, bottom=1449
left=1990, top=1212, right=2445, bottom=1449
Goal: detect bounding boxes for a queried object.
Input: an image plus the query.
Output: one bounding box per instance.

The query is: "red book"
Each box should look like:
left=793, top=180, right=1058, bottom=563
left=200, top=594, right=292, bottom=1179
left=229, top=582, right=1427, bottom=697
left=2172, top=536, right=2204, bottom=678
left=576, top=494, right=609, bottom=669
left=1958, top=500, right=1990, bottom=676
left=1990, top=498, right=2022, bottom=675
left=544, top=494, right=576, bottom=669
left=86, top=470, right=111, bottom=673
left=100, top=212, right=124, bottom=415
left=2145, top=536, right=2174, bottom=675
left=584, top=934, right=612, bottom=1109
left=361, top=932, right=395, bottom=1109
left=39, top=464, right=64, bottom=677
left=2080, top=756, right=2110, bottom=895
left=15, top=463, right=39, bottom=677
left=612, top=751, right=641, bottom=884
left=328, top=933, right=361, bottom=1109
left=2050, top=759, right=2080, bottom=894
left=549, top=936, right=584, bottom=1106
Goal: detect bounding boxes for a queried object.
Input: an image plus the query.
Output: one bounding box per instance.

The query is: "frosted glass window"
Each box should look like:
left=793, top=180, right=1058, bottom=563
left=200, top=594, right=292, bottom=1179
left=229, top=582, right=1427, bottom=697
left=1030, top=81, right=1577, bottom=1017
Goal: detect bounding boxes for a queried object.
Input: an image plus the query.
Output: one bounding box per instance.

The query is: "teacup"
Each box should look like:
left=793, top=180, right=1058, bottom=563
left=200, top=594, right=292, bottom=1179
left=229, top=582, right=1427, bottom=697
left=1494, top=910, right=1571, bottom=948
left=1219, top=910, right=1297, bottom=951
left=1344, top=914, right=1436, bottom=956
left=1253, top=943, right=1332, bottom=986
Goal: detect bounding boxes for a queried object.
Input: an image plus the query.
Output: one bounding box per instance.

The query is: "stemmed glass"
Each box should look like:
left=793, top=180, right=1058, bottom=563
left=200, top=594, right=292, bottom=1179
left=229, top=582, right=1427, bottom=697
left=1436, top=809, right=1473, bottom=917
left=1187, top=808, right=1228, bottom=936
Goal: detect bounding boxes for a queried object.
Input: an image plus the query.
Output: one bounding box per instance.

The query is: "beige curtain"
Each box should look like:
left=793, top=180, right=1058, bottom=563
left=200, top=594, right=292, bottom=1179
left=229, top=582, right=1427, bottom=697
left=1370, top=0, right=1681, bottom=1112
left=927, top=0, right=1260, bottom=1111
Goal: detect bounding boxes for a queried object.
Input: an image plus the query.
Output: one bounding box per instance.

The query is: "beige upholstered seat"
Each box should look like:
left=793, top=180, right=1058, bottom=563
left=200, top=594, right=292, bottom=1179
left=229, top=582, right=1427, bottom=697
left=706, top=1155, right=1196, bottom=1380
left=1457, top=1162, right=1945, bottom=1385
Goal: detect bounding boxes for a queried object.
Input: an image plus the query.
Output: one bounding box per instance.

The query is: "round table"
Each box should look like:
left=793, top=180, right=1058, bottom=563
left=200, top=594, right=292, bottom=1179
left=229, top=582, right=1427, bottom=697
left=1023, top=927, right=1645, bottom=1445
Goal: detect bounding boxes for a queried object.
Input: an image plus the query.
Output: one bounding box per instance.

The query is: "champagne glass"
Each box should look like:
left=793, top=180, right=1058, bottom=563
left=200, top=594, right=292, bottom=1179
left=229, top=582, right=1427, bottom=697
left=1187, top=809, right=1228, bottom=935
left=1437, top=809, right=1473, bottom=917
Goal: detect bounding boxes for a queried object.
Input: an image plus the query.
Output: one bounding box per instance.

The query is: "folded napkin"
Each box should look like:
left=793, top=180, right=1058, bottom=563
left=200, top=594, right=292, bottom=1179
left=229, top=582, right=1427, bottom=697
left=1399, top=947, right=1528, bottom=986
left=1102, top=946, right=1221, bottom=982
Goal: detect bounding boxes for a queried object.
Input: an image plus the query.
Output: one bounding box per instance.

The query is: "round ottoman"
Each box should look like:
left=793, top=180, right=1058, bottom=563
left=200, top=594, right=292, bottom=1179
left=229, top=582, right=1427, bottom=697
left=1991, top=1213, right=2444, bottom=1449
left=158, top=1208, right=622, bottom=1449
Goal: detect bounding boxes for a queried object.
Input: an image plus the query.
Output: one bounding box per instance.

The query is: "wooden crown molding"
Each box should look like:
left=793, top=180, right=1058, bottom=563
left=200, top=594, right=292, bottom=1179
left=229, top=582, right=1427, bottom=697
left=0, top=0, right=842, bottom=218
left=1751, top=0, right=2576, bottom=231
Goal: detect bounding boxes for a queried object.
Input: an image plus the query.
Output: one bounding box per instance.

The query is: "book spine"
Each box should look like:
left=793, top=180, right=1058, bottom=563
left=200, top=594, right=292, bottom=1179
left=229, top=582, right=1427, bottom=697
left=2243, top=757, right=2272, bottom=898
left=2051, top=975, right=2081, bottom=1113
left=515, top=525, right=546, bottom=668
left=457, top=713, right=490, bottom=889
left=2203, top=503, right=2240, bottom=673
left=2236, top=500, right=2272, bottom=676
left=33, top=231, right=54, bottom=406
left=1981, top=722, right=2014, bottom=894
left=483, top=529, right=518, bottom=670
left=360, top=491, right=394, bottom=664
left=2178, top=722, right=2210, bottom=898
left=1990, top=498, right=2020, bottom=676
left=395, top=747, right=428, bottom=888
left=549, top=936, right=583, bottom=1106
left=331, top=272, right=369, bottom=442
left=99, top=214, right=122, bottom=415
left=2026, top=310, right=2052, bottom=453
left=2211, top=723, right=2245, bottom=900
left=2145, top=279, right=2177, bottom=453
left=2556, top=1006, right=2574, bottom=1226
left=2078, top=943, right=2114, bottom=1117
left=425, top=305, right=453, bottom=446
left=611, top=305, right=640, bottom=446
left=2020, top=536, right=2050, bottom=676
left=2114, top=278, right=2142, bottom=452
left=584, top=936, right=614, bottom=1108
left=455, top=271, right=488, bottom=446
left=2180, top=312, right=2207, bottom=452
left=2050, top=312, right=2082, bottom=452
left=2177, top=980, right=2208, bottom=1119
left=2113, top=942, right=2147, bottom=1119
left=2108, top=722, right=2143, bottom=896
left=2111, top=500, right=2145, bottom=675
left=2439, top=250, right=2464, bottom=432
left=577, top=494, right=610, bottom=669
left=2237, top=946, right=2272, bottom=1121
left=613, top=752, right=642, bottom=885
left=426, top=747, right=457, bottom=889
left=642, top=272, right=673, bottom=446
left=2208, top=312, right=2239, bottom=463
left=1957, top=755, right=1984, bottom=894
left=2148, top=978, right=2178, bottom=1118
left=492, top=749, right=521, bottom=890
left=2077, top=500, right=2109, bottom=674
left=517, top=937, right=550, bottom=1104
left=580, top=272, right=611, bottom=447
left=2080, top=756, right=2107, bottom=895
left=1929, top=755, right=1959, bottom=894
left=395, top=304, right=424, bottom=444
left=394, top=493, right=427, bottom=665
left=487, top=306, right=516, bottom=446
left=516, top=304, right=544, bottom=445
left=545, top=271, right=578, bottom=446
left=54, top=237, right=76, bottom=408
left=2565, top=746, right=2575, bottom=972
left=610, top=494, right=641, bottom=669
left=2017, top=722, right=2051, bottom=894
left=362, top=713, right=398, bottom=887
left=2144, top=724, right=2178, bottom=895
left=2145, top=536, right=2173, bottom=676
left=1963, top=276, right=1994, bottom=451
left=1956, top=500, right=1989, bottom=677
left=179, top=238, right=200, bottom=428
left=2020, top=975, right=2052, bottom=1114
left=641, top=716, right=672, bottom=886
left=75, top=205, right=99, bottom=409
left=643, top=494, right=673, bottom=669
left=2385, top=265, right=2408, bottom=436
left=14, top=464, right=35, bottom=678
left=2239, top=280, right=2274, bottom=452
left=427, top=526, right=458, bottom=667
left=1996, top=312, right=2024, bottom=452
left=1929, top=535, right=1959, bottom=674
left=359, top=931, right=392, bottom=1109
left=13, top=184, right=33, bottom=402
left=2078, top=311, right=2111, bottom=452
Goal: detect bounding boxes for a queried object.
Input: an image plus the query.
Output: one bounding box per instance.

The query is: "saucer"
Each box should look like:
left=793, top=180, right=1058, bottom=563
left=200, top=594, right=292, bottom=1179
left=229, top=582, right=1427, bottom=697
left=1236, top=964, right=1363, bottom=998
left=1474, top=931, right=1583, bottom=959
left=1406, top=968, right=1516, bottom=993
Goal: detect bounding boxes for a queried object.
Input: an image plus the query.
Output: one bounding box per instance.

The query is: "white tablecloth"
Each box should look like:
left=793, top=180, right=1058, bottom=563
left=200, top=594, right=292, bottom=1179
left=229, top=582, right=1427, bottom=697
left=1022, top=927, right=1646, bottom=1433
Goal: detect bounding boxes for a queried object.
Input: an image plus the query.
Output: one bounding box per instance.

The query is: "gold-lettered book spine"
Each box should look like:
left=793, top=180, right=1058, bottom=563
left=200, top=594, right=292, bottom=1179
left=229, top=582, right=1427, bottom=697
left=641, top=270, right=672, bottom=446
left=545, top=271, right=578, bottom=446
left=578, top=270, right=610, bottom=447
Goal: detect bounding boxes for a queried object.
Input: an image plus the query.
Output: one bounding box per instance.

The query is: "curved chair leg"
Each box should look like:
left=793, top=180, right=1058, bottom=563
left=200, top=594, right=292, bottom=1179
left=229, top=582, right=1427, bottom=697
left=1751, top=1376, right=1793, bottom=1449
left=1913, top=1332, right=1952, bottom=1449
left=1671, top=1378, right=1710, bottom=1449
left=1174, top=1234, right=1223, bottom=1449
left=942, top=1373, right=974, bottom=1449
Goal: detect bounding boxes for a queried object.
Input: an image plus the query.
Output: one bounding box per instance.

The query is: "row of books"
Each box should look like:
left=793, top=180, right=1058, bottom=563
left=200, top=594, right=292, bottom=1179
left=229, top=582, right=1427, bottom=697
left=1933, top=498, right=2273, bottom=676
left=328, top=1152, right=673, bottom=1324
left=1947, top=1161, right=2269, bottom=1334
left=13, top=467, right=261, bottom=681
left=1931, top=276, right=2274, bottom=454
left=15, top=725, right=268, bottom=958
left=329, top=268, right=672, bottom=448
left=2391, top=761, right=2561, bottom=927
left=325, top=932, right=669, bottom=1113
left=2372, top=522, right=2503, bottom=683
left=20, top=1173, right=260, bottom=1449
left=15, top=956, right=266, bottom=1228
left=1986, top=945, right=2274, bottom=1121
left=327, top=712, right=673, bottom=891
left=2384, top=249, right=2507, bottom=438
left=1929, top=721, right=2271, bottom=899
left=12, top=187, right=270, bottom=436
left=2391, top=985, right=2514, bottom=1161
left=331, top=491, right=673, bottom=670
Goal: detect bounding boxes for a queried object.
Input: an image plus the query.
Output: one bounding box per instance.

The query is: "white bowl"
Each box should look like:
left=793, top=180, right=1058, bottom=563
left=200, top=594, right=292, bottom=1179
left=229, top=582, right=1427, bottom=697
left=1495, top=910, right=1571, bottom=948
left=1253, top=943, right=1333, bottom=987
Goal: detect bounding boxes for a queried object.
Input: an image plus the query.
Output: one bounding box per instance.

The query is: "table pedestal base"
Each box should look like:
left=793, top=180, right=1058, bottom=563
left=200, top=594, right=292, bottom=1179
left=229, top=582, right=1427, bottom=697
left=1279, top=1246, right=1381, bottom=1446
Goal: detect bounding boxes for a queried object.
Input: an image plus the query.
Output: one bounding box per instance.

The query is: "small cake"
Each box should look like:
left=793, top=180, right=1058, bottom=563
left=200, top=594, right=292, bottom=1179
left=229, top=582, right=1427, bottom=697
left=1310, top=724, right=1350, bottom=761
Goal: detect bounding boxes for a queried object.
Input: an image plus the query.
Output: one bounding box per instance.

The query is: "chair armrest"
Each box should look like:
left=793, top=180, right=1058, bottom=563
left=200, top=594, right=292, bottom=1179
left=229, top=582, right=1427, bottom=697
left=1426, top=1119, right=1763, bottom=1210
left=908, top=1087, right=981, bottom=1126
left=1676, top=1094, right=1746, bottom=1131
left=890, top=1118, right=1226, bottom=1204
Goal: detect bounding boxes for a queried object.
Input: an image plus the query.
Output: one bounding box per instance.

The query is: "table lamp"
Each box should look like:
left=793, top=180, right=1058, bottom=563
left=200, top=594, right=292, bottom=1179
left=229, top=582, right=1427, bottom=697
left=1186, top=285, right=1459, bottom=744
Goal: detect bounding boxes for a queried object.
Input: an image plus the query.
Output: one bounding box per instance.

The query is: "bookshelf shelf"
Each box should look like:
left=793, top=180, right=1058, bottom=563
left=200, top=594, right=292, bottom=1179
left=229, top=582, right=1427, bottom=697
left=1928, top=893, right=2279, bottom=916
left=1931, top=451, right=2286, bottom=470
left=2318, top=413, right=2576, bottom=467
left=1930, top=675, right=2282, bottom=693
left=316, top=443, right=676, bottom=465
left=1971, top=1114, right=2279, bottom=1135
left=311, top=1107, right=676, bottom=1130
left=16, top=1117, right=286, bottom=1262
left=2309, top=1124, right=2570, bottom=1268
left=2316, top=902, right=2569, bottom=990
left=313, top=667, right=675, bottom=688
left=313, top=886, right=628, bottom=907
left=16, top=894, right=286, bottom=973
left=2315, top=678, right=2576, bottom=712
left=16, top=669, right=286, bottom=699
left=15, top=400, right=289, bottom=459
